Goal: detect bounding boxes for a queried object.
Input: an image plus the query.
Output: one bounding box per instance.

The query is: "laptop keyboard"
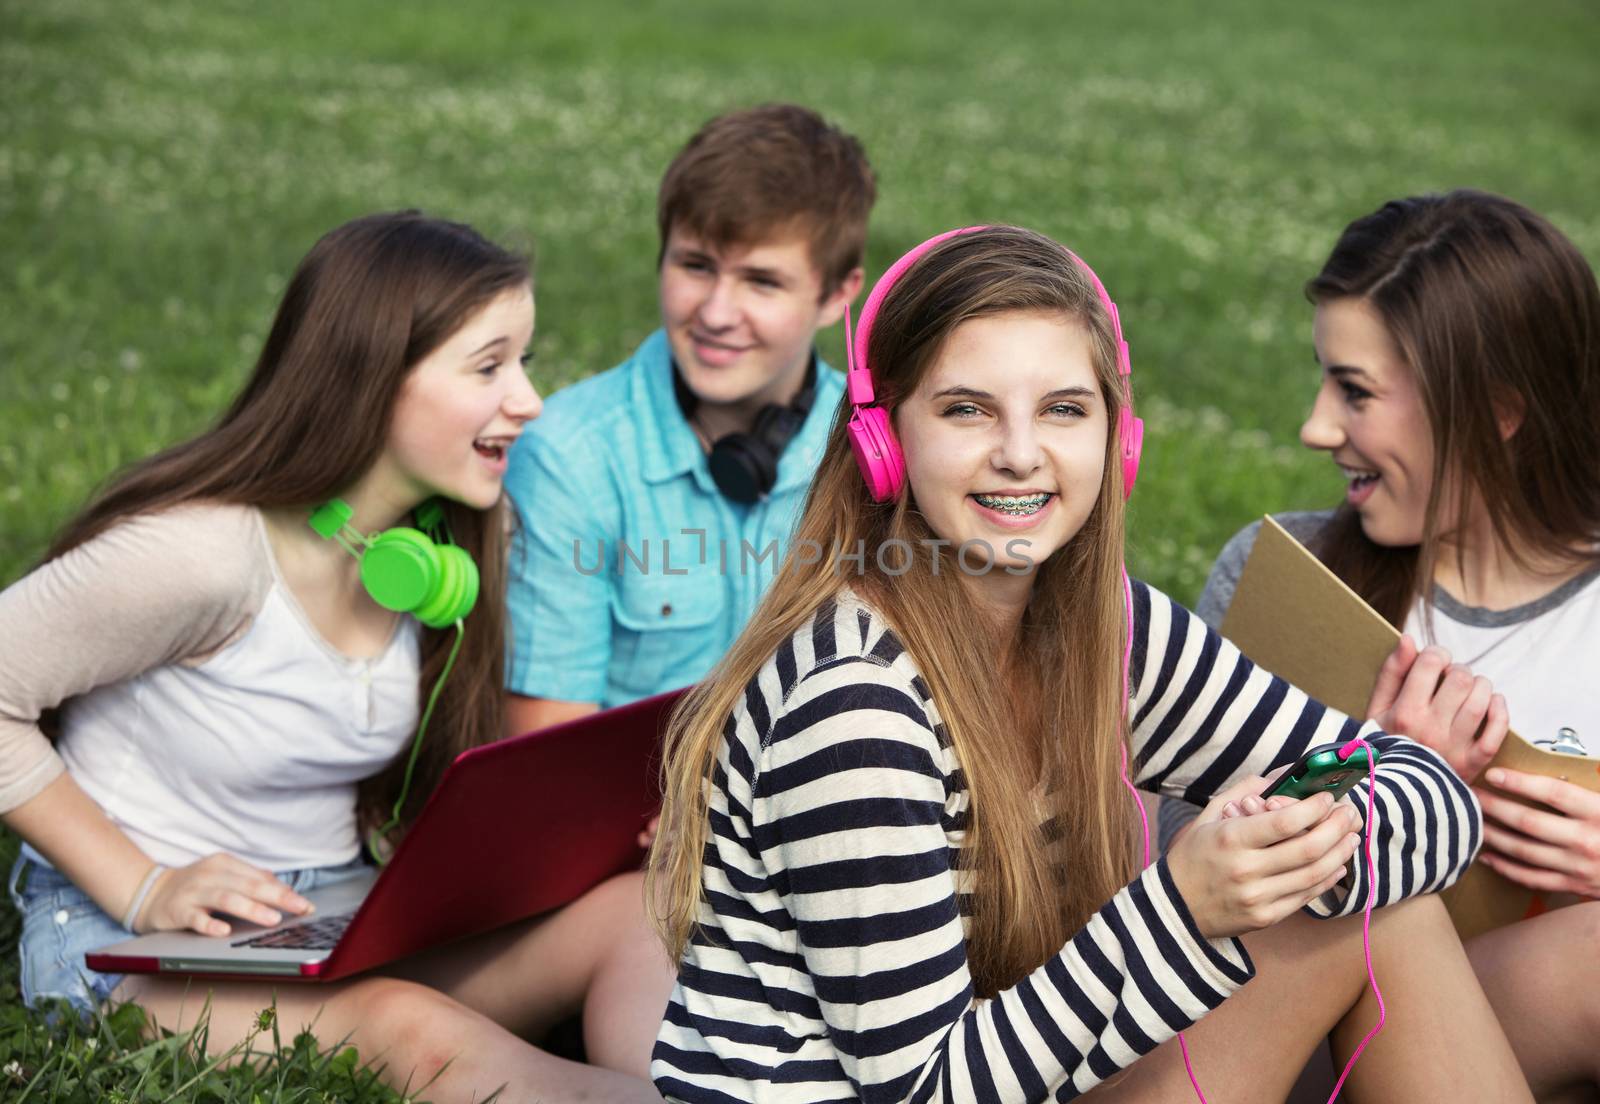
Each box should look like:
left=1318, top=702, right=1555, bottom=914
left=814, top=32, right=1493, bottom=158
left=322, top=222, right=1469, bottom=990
left=232, top=911, right=355, bottom=951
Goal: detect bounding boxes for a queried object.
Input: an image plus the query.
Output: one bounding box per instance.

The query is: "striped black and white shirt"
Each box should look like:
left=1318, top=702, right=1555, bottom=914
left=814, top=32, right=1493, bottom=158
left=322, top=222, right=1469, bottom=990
left=652, top=582, right=1479, bottom=1103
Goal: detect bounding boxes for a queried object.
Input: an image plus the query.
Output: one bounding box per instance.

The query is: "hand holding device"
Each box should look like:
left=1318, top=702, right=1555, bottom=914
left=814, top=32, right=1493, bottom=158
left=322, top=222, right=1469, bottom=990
left=1364, top=635, right=1507, bottom=782
left=1167, top=776, right=1363, bottom=939
left=135, top=853, right=314, bottom=937
left=1219, top=789, right=1297, bottom=820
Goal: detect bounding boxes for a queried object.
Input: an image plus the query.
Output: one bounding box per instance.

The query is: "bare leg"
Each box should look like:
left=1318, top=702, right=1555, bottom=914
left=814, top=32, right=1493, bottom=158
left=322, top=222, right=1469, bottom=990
left=117, top=972, right=660, bottom=1103
left=112, top=872, right=673, bottom=1103
left=1087, top=895, right=1530, bottom=1103
left=391, top=870, right=677, bottom=1076
left=1467, top=902, right=1600, bottom=1102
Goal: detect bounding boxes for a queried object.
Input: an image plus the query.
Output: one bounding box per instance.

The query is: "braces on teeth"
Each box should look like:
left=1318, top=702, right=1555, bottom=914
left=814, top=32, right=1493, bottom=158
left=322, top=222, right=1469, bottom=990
left=975, top=493, right=1050, bottom=515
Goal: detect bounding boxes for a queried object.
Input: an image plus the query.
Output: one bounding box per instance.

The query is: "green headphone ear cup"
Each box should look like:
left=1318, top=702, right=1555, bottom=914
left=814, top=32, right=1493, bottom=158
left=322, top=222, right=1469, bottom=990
left=412, top=544, right=479, bottom=628
left=359, top=529, right=439, bottom=614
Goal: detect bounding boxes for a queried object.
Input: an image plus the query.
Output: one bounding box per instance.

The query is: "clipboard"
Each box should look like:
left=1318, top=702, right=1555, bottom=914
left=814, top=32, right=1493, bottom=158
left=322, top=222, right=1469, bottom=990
left=1220, top=515, right=1600, bottom=940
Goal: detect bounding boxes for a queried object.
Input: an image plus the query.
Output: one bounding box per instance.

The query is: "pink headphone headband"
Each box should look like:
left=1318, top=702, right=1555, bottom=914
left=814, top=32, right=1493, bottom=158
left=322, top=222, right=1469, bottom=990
left=844, top=225, right=1143, bottom=502
left=846, top=226, right=983, bottom=407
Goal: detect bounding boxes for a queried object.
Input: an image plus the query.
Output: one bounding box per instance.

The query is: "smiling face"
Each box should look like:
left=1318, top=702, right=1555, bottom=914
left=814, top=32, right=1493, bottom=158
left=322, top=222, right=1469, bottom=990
left=1301, top=296, right=1436, bottom=546
left=659, top=225, right=859, bottom=423
left=896, top=311, right=1109, bottom=587
left=376, top=284, right=541, bottom=513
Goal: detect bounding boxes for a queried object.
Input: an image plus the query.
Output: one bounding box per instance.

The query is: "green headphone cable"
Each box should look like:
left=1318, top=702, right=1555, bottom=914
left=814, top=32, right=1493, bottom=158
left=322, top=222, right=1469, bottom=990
left=308, top=499, right=478, bottom=864
left=367, top=617, right=465, bottom=862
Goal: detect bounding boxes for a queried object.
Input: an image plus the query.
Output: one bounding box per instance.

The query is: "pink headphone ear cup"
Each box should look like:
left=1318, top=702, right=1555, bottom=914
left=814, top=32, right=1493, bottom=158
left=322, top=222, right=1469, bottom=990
left=848, top=405, right=905, bottom=502
left=1120, top=410, right=1144, bottom=500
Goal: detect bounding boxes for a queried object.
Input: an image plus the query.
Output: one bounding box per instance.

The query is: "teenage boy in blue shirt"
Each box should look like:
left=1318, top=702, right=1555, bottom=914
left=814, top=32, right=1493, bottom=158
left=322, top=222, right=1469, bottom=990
left=504, top=104, right=876, bottom=735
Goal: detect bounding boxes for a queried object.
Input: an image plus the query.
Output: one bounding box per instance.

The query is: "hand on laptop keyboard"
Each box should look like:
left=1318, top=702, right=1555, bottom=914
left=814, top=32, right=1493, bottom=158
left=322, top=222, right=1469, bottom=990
left=137, top=853, right=315, bottom=937
left=232, top=911, right=355, bottom=951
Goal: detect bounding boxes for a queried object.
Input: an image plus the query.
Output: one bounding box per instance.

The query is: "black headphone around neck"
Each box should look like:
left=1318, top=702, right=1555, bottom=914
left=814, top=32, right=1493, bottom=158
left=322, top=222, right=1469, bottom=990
left=672, top=356, right=818, bottom=504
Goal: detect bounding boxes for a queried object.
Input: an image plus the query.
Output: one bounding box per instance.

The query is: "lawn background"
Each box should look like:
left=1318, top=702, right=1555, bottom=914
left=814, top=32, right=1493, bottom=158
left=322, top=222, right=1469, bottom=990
left=1, top=0, right=1597, bottom=1098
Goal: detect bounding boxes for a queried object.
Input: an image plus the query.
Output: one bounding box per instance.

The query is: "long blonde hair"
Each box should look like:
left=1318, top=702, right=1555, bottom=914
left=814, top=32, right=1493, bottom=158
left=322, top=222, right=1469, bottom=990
left=648, top=226, right=1141, bottom=997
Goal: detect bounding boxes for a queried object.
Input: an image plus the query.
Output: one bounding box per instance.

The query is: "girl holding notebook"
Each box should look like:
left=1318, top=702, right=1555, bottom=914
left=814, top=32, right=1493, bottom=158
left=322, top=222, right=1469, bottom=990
left=646, top=224, right=1529, bottom=1102
left=1182, top=191, right=1600, bottom=1100
left=0, top=212, right=672, bottom=1103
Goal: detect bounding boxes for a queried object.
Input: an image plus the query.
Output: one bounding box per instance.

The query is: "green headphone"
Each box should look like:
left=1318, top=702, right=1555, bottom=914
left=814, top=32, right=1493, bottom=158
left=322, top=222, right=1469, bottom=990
left=308, top=498, right=478, bottom=627
left=309, top=497, right=476, bottom=861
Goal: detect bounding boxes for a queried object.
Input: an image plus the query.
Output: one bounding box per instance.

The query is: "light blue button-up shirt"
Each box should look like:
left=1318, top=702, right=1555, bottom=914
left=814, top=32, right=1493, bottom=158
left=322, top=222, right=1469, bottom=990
left=504, top=329, right=844, bottom=708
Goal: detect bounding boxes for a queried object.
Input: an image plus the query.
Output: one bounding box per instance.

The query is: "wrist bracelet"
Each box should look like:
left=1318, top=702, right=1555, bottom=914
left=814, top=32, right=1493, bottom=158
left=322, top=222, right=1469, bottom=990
left=122, top=863, right=167, bottom=932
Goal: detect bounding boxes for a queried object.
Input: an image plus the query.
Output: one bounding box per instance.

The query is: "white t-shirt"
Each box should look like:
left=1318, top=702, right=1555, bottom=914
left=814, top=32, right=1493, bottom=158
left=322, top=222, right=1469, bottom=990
left=0, top=502, right=420, bottom=870
left=1405, top=569, right=1600, bottom=757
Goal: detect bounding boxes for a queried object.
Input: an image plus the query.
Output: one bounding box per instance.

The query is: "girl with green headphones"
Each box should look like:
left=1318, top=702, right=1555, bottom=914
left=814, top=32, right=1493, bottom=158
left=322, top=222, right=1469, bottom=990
left=0, top=211, right=672, bottom=1102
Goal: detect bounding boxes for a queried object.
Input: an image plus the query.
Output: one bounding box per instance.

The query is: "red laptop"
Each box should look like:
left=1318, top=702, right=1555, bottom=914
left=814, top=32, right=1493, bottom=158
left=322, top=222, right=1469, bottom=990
left=87, top=688, right=685, bottom=981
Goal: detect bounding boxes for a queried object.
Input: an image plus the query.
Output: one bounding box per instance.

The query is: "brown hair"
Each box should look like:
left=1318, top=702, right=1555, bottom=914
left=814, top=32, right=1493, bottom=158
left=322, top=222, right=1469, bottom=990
left=656, top=103, right=876, bottom=297
left=46, top=210, right=532, bottom=825
left=1306, top=190, right=1600, bottom=624
left=649, top=226, right=1141, bottom=997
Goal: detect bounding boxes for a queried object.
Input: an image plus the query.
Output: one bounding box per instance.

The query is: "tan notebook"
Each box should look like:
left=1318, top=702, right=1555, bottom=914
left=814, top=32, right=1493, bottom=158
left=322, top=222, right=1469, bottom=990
left=1220, top=515, right=1600, bottom=940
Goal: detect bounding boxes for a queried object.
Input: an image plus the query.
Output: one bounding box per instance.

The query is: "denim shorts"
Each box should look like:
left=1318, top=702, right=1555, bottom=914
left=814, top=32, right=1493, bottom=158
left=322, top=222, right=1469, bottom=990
left=8, top=854, right=371, bottom=1017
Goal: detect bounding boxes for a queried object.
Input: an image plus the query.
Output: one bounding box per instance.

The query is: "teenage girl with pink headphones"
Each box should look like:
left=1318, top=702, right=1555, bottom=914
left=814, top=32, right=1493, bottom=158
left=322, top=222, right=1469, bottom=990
left=0, top=212, right=673, bottom=1103
left=646, top=225, right=1531, bottom=1102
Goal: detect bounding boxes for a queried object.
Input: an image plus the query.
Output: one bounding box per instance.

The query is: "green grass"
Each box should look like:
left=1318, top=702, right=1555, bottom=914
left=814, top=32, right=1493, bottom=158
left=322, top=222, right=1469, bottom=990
left=1, top=0, right=1597, bottom=1097
left=0, top=1001, right=419, bottom=1103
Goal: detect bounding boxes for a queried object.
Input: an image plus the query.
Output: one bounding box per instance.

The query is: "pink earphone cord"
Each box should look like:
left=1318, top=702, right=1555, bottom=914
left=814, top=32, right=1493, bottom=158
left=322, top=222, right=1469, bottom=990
left=1118, top=570, right=1385, bottom=1102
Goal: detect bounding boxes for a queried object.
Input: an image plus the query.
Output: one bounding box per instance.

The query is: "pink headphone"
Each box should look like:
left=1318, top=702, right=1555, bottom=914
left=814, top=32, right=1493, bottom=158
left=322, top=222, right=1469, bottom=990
left=844, top=225, right=1145, bottom=502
